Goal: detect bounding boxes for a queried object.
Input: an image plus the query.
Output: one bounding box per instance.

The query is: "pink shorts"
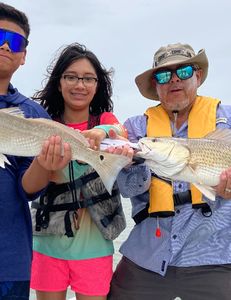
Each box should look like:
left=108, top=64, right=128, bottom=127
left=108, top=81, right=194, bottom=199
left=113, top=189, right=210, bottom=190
left=30, top=251, right=113, bottom=296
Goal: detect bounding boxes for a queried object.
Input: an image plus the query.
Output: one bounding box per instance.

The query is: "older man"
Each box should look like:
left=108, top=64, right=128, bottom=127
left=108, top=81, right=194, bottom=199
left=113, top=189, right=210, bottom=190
left=108, top=43, right=231, bottom=300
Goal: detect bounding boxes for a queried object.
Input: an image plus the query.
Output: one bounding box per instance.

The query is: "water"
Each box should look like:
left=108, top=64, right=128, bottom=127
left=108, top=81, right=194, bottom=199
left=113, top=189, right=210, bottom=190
left=30, top=199, right=134, bottom=299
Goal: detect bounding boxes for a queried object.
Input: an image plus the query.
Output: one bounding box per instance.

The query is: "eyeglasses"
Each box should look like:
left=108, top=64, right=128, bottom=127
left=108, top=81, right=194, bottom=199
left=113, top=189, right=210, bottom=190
left=153, top=65, right=198, bottom=84
left=62, top=74, right=98, bottom=87
left=0, top=28, right=28, bottom=53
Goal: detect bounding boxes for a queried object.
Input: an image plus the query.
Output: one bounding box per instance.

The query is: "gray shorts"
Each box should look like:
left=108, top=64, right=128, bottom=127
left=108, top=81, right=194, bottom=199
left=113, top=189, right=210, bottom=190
left=108, top=256, right=231, bottom=300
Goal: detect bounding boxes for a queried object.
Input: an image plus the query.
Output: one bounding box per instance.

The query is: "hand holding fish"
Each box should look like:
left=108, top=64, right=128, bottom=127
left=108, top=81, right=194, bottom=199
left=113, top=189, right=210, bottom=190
left=0, top=108, right=130, bottom=194
left=22, top=135, right=72, bottom=195
left=215, top=168, right=231, bottom=199
left=36, top=135, right=72, bottom=171
left=82, top=126, right=127, bottom=150
left=82, top=128, right=107, bottom=150
left=100, top=128, right=231, bottom=201
left=105, top=143, right=134, bottom=160
left=100, top=131, right=135, bottom=166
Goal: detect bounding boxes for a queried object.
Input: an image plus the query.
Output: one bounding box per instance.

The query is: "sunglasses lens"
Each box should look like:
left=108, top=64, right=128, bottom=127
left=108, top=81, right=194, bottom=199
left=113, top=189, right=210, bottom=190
left=154, top=65, right=195, bottom=84
left=176, top=65, right=193, bottom=80
left=154, top=70, right=171, bottom=84
left=10, top=35, right=27, bottom=52
left=0, top=30, right=5, bottom=46
left=0, top=29, right=28, bottom=52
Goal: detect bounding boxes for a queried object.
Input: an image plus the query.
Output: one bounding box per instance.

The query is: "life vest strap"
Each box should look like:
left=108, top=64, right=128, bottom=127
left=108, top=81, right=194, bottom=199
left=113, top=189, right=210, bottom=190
left=47, top=171, right=100, bottom=200
left=133, top=190, right=192, bottom=224
left=133, top=190, right=212, bottom=224
left=32, top=188, right=119, bottom=212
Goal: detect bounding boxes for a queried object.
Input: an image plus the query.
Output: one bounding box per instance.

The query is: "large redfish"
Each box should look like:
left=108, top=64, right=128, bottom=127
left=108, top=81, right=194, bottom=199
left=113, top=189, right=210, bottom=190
left=0, top=108, right=131, bottom=194
left=136, top=129, right=231, bottom=200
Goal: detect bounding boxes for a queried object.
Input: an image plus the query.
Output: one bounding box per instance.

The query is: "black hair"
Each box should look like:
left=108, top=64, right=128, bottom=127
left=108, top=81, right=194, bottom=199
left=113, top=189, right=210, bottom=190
left=0, top=2, right=30, bottom=37
left=33, top=43, right=114, bottom=119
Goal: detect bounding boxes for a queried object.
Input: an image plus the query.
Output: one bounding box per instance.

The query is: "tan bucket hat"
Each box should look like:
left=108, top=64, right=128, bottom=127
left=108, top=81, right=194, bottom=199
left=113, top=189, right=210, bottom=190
left=135, top=43, right=209, bottom=101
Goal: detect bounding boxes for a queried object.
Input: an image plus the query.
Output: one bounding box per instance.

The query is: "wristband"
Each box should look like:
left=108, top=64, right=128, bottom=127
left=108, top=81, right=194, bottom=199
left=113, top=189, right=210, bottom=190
left=94, top=124, right=128, bottom=138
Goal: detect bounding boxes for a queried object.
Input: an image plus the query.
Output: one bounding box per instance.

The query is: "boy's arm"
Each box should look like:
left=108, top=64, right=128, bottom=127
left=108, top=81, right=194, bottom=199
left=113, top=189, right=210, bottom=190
left=22, top=136, right=71, bottom=194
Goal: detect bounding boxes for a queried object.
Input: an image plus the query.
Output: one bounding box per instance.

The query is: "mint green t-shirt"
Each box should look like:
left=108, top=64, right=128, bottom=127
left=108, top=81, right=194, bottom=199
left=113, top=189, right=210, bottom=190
left=33, top=117, right=117, bottom=260
left=33, top=160, right=114, bottom=260
left=33, top=208, right=114, bottom=259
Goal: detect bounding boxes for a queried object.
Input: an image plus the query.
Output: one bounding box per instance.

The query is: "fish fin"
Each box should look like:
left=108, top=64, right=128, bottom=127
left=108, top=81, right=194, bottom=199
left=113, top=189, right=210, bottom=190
left=205, top=128, right=231, bottom=142
left=192, top=182, right=216, bottom=201
left=0, top=154, right=11, bottom=168
left=180, top=165, right=216, bottom=201
left=0, top=107, right=25, bottom=117
left=89, top=150, right=131, bottom=194
left=188, top=160, right=199, bottom=172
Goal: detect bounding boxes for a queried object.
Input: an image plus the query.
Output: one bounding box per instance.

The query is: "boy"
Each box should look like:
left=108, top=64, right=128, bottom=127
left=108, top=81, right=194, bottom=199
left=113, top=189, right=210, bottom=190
left=0, top=3, right=71, bottom=299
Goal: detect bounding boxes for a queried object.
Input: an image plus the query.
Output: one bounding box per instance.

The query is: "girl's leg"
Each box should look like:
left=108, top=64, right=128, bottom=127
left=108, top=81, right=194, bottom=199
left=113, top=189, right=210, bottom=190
left=36, top=290, right=67, bottom=300
left=75, top=293, right=106, bottom=300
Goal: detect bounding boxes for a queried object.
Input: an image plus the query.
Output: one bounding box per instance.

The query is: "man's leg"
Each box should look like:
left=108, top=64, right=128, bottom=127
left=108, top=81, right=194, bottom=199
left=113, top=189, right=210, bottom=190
left=108, top=257, right=174, bottom=300
left=108, top=257, right=231, bottom=300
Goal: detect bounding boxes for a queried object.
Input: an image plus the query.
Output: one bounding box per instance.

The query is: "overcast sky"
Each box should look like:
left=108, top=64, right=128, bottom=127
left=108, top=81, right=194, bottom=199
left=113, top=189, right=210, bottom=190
left=4, top=0, right=231, bottom=122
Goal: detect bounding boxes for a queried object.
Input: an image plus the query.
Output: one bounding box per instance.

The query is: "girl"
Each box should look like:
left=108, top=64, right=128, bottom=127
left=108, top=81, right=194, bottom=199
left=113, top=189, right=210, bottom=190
left=30, top=43, right=128, bottom=300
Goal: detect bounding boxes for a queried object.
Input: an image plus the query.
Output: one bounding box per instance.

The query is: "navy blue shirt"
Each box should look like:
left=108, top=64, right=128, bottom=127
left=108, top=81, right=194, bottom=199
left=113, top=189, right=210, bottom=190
left=0, top=85, right=50, bottom=281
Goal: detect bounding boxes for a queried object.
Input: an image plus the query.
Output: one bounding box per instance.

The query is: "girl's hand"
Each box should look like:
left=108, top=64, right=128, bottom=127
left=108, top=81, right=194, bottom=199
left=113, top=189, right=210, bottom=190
left=82, top=128, right=107, bottom=150
left=106, top=144, right=134, bottom=157
left=106, top=144, right=134, bottom=168
left=36, top=135, right=72, bottom=171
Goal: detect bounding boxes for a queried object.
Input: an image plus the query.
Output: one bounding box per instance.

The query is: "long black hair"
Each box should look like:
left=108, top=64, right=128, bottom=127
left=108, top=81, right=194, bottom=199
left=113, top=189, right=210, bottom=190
left=33, top=43, right=114, bottom=119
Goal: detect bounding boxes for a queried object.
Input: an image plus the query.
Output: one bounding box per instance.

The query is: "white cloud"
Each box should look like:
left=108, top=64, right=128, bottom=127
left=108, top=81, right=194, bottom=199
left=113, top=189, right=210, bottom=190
left=4, top=0, right=231, bottom=122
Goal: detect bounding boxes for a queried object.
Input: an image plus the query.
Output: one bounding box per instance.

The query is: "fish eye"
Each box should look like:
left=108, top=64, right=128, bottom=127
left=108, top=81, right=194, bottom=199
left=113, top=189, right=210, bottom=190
left=151, top=138, right=156, bottom=142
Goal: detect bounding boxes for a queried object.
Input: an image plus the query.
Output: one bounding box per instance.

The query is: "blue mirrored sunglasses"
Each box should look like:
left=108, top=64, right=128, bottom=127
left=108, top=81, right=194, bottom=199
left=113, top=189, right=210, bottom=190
left=0, top=28, right=28, bottom=53
left=153, top=65, right=197, bottom=84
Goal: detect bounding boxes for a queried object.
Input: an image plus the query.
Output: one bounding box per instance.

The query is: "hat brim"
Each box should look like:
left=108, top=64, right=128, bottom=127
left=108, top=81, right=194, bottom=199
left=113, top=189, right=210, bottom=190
left=135, top=49, right=208, bottom=101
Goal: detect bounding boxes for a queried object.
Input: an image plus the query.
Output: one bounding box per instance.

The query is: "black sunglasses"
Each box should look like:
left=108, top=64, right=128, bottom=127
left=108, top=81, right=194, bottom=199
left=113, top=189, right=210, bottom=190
left=153, top=65, right=198, bottom=84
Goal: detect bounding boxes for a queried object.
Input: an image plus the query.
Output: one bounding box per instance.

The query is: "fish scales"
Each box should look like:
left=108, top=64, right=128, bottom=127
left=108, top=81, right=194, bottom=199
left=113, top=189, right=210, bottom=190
left=135, top=129, right=231, bottom=200
left=169, top=138, right=231, bottom=186
left=0, top=114, right=88, bottom=157
left=0, top=108, right=131, bottom=194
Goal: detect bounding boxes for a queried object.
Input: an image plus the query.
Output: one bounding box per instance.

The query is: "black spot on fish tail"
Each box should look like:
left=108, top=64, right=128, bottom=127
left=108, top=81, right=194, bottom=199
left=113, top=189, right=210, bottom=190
left=99, top=155, right=104, bottom=161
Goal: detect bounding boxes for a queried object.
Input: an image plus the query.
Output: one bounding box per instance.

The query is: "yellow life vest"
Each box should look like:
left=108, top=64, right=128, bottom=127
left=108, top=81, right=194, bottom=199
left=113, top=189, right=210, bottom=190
left=145, top=96, right=220, bottom=217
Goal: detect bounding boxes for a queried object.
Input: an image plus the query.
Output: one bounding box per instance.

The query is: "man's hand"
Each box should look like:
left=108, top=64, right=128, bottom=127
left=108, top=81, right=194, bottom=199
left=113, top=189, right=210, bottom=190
left=215, top=168, right=231, bottom=199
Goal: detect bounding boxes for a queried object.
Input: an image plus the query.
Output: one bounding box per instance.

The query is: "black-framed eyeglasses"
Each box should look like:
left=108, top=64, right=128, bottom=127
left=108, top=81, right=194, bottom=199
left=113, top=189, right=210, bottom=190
left=153, top=65, right=198, bottom=84
left=62, top=74, right=98, bottom=87
left=0, top=28, right=28, bottom=53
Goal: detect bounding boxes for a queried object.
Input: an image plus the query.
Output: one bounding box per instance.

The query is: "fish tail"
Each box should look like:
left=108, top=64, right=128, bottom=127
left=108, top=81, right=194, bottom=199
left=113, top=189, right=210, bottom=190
left=90, top=151, right=131, bottom=194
